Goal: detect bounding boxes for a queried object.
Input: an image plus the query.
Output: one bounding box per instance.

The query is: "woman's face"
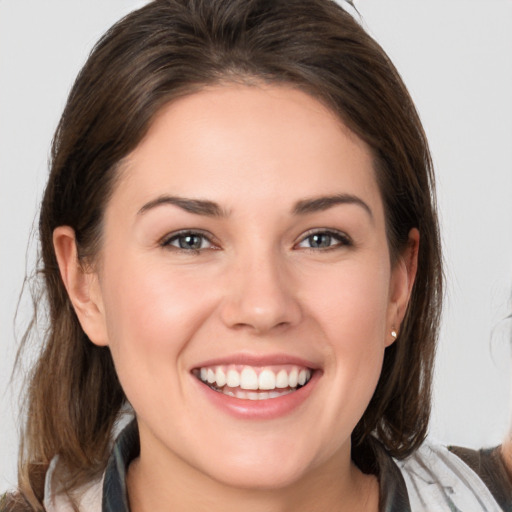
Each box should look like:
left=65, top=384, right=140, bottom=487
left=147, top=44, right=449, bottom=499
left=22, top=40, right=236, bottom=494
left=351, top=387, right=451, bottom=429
left=73, top=85, right=414, bottom=488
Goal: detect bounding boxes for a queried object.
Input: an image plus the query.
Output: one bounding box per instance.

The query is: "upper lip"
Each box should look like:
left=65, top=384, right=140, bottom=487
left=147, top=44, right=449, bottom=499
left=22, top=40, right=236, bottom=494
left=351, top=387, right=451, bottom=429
left=191, top=353, right=321, bottom=371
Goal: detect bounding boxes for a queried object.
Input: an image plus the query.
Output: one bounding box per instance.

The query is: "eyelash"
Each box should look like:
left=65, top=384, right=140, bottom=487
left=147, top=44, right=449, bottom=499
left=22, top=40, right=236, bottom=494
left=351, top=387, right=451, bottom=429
left=160, top=230, right=217, bottom=252
left=160, top=229, right=352, bottom=253
left=295, top=229, right=352, bottom=251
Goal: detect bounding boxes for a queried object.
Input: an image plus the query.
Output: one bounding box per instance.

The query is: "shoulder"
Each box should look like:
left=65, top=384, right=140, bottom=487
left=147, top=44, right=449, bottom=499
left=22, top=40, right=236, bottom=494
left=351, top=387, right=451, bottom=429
left=448, top=445, right=512, bottom=512
left=395, top=441, right=509, bottom=512
left=0, top=492, right=33, bottom=512
left=42, top=457, right=103, bottom=512
left=43, top=417, right=136, bottom=512
left=0, top=479, right=103, bottom=512
left=43, top=479, right=103, bottom=512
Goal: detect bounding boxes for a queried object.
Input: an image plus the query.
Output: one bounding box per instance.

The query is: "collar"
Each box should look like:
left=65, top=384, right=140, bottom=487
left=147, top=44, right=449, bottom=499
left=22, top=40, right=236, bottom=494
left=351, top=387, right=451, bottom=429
left=102, top=420, right=140, bottom=512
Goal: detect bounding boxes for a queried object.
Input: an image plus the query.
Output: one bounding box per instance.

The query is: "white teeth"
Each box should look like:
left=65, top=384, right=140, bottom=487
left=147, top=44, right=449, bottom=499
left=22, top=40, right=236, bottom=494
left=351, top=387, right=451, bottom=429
left=220, top=387, right=296, bottom=400
left=288, top=368, right=298, bottom=388
left=197, top=364, right=313, bottom=396
left=226, top=369, right=240, bottom=388
left=258, top=369, right=276, bottom=390
left=276, top=369, right=288, bottom=388
left=240, top=367, right=258, bottom=390
left=215, top=367, right=226, bottom=387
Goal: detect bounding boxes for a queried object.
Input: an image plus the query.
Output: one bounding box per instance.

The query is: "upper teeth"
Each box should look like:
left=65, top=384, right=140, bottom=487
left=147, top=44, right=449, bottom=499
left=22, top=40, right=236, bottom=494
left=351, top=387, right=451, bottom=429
left=197, top=365, right=312, bottom=391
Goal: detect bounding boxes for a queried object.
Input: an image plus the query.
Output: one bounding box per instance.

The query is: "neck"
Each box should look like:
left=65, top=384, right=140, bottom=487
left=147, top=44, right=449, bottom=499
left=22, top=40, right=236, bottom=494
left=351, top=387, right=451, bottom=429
left=127, top=444, right=379, bottom=512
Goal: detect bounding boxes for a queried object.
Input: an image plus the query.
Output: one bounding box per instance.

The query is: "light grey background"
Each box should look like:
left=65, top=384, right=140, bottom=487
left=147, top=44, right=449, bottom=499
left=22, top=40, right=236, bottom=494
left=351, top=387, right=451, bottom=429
left=1, top=0, right=511, bottom=494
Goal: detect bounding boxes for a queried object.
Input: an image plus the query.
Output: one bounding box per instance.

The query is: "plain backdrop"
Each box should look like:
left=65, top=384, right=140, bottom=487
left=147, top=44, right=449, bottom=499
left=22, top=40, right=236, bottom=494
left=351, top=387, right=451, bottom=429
left=1, top=0, right=511, bottom=494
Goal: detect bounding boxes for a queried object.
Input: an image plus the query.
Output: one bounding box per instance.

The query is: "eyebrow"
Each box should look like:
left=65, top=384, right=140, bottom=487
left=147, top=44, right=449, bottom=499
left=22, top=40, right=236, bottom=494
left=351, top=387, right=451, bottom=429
left=293, top=194, right=373, bottom=219
left=137, top=193, right=373, bottom=219
left=137, top=195, right=227, bottom=217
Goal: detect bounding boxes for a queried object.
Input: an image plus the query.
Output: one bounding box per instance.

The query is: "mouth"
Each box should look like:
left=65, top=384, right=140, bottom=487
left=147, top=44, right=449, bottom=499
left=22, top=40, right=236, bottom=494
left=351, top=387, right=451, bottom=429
left=192, top=364, right=314, bottom=401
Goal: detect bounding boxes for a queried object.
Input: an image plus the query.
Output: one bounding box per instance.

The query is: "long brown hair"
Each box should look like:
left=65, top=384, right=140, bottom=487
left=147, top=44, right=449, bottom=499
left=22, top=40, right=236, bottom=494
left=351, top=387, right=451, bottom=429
left=14, top=0, right=442, bottom=508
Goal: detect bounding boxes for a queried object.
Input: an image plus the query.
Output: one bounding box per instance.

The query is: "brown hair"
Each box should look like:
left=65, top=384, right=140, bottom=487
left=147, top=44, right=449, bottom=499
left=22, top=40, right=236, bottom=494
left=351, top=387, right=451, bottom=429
left=15, top=0, right=442, bottom=508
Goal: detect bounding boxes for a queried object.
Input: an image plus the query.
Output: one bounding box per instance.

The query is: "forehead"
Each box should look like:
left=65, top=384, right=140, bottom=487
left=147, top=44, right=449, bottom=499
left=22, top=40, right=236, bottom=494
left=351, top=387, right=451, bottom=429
left=114, top=84, right=382, bottom=217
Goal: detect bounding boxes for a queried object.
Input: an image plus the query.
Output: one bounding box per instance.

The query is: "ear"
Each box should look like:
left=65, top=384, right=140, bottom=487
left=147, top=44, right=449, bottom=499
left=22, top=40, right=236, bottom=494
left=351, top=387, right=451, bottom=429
left=53, top=226, right=109, bottom=347
left=386, top=228, right=419, bottom=346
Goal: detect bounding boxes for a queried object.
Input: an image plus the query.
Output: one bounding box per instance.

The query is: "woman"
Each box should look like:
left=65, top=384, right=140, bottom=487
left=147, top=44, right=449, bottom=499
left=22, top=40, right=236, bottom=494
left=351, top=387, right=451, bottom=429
left=1, top=0, right=505, bottom=510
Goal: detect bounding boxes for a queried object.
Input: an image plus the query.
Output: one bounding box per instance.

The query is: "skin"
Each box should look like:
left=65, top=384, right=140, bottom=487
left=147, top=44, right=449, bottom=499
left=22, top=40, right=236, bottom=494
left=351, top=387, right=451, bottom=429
left=54, top=84, right=418, bottom=512
left=502, top=415, right=512, bottom=481
left=502, top=441, right=512, bottom=480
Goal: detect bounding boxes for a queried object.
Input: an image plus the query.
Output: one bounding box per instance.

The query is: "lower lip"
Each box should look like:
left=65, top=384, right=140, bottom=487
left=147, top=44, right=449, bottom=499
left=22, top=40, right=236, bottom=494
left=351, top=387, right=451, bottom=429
left=193, top=371, right=320, bottom=420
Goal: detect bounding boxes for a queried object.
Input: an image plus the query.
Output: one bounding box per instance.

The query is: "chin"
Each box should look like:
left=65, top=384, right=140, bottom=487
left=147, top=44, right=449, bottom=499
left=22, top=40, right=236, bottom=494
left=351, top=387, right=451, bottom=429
left=206, top=459, right=313, bottom=491
left=192, top=439, right=324, bottom=491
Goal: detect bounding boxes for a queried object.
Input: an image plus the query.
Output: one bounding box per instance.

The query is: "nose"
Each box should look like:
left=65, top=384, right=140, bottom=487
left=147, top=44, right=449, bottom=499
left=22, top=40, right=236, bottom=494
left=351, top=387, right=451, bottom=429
left=219, top=250, right=302, bottom=334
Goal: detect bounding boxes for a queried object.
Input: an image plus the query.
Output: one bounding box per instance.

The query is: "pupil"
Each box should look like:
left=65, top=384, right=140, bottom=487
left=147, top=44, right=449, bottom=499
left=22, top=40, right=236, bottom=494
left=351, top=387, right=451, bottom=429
left=180, top=235, right=201, bottom=249
left=310, top=234, right=331, bottom=248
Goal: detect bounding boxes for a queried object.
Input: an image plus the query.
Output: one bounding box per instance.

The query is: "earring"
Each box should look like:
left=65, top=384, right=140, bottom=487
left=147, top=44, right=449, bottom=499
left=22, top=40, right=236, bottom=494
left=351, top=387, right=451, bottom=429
left=391, top=330, right=397, bottom=339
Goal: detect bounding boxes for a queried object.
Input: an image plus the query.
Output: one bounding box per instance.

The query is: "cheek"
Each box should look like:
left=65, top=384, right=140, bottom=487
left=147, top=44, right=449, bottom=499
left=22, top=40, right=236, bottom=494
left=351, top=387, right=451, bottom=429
left=100, top=257, right=216, bottom=370
left=98, top=257, right=225, bottom=427
left=302, top=261, right=390, bottom=426
left=304, top=259, right=391, bottom=343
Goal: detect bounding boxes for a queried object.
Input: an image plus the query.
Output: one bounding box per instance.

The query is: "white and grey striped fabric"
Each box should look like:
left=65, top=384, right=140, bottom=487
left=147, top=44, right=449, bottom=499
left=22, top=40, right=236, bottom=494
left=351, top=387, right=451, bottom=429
left=397, top=442, right=504, bottom=511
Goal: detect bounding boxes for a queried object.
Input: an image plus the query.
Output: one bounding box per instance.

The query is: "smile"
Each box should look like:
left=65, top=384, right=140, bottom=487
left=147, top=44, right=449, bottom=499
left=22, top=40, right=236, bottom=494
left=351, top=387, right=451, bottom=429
left=193, top=365, right=313, bottom=400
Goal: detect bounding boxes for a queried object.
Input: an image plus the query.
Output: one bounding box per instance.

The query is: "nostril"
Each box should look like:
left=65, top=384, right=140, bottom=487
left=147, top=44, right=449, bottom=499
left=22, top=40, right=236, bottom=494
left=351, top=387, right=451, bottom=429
left=218, top=272, right=303, bottom=332
left=221, top=304, right=300, bottom=334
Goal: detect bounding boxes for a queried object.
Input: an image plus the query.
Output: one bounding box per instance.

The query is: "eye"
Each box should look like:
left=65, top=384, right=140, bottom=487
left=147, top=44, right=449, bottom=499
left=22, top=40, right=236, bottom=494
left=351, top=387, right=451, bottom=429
left=296, top=230, right=351, bottom=250
left=161, top=230, right=216, bottom=251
